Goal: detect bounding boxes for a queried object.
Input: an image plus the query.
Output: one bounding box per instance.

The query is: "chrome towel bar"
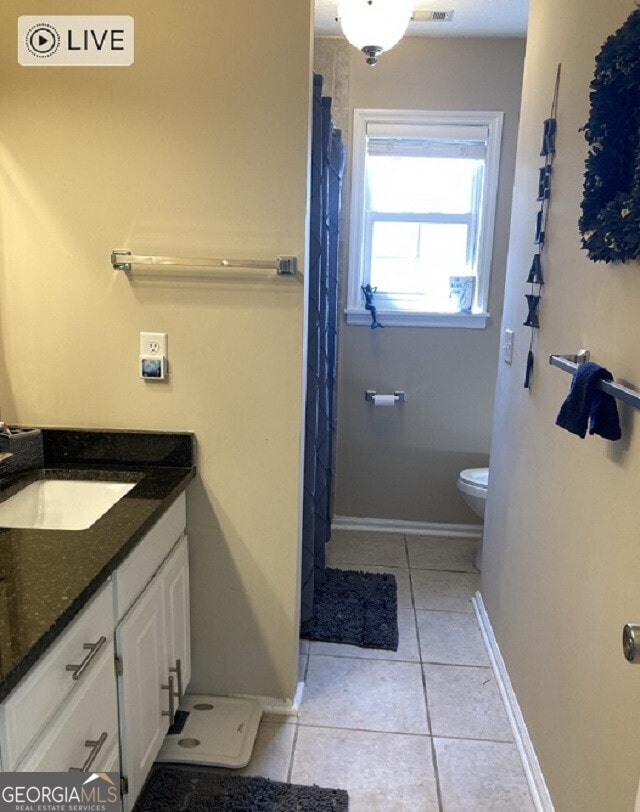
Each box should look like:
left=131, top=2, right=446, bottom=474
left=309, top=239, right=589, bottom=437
left=549, top=351, right=640, bottom=410
left=111, top=250, right=297, bottom=276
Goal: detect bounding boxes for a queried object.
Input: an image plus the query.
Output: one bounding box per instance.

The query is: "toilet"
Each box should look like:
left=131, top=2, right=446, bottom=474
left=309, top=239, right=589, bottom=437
left=457, top=467, right=489, bottom=518
left=457, top=467, right=489, bottom=570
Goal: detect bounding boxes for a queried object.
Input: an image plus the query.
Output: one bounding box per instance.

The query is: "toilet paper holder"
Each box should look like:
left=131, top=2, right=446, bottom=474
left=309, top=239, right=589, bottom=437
left=365, top=390, right=406, bottom=404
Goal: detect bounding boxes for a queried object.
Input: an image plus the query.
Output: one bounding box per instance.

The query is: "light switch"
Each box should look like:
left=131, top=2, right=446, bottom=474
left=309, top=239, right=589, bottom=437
left=503, top=329, right=514, bottom=364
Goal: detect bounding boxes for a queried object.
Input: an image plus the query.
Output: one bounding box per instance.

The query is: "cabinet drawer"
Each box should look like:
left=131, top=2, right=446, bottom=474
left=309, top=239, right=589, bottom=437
left=113, top=493, right=186, bottom=621
left=17, top=640, right=119, bottom=773
left=0, top=580, right=114, bottom=770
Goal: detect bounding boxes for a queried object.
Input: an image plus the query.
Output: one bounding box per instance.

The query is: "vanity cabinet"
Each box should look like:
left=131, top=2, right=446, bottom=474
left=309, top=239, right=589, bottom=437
left=0, top=491, right=190, bottom=812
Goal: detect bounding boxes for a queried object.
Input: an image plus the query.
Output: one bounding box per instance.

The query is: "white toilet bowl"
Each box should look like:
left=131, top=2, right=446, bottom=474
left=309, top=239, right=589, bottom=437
left=457, top=467, right=489, bottom=518
left=457, top=467, right=489, bottom=570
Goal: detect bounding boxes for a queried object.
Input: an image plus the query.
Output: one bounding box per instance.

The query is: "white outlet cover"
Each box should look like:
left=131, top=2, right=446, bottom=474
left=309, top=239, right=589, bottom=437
left=140, top=332, right=167, bottom=356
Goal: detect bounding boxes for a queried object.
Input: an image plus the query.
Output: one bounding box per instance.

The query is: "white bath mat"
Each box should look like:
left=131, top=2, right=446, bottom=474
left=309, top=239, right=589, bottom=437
left=156, top=694, right=262, bottom=768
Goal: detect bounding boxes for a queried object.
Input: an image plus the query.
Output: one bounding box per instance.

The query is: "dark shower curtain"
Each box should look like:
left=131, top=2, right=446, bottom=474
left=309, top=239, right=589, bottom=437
left=300, top=75, right=345, bottom=624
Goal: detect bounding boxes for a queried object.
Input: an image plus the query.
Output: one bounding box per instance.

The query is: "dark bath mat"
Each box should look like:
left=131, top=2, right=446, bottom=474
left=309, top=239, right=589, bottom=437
left=300, top=567, right=398, bottom=650
left=133, top=764, right=349, bottom=811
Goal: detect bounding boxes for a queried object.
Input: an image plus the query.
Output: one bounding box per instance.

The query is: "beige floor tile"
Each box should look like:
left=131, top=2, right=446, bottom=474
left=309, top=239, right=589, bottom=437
left=407, top=535, right=479, bottom=572
left=411, top=569, right=480, bottom=612
left=299, top=655, right=429, bottom=734
left=435, top=737, right=535, bottom=811
left=291, top=726, right=439, bottom=812
left=309, top=608, right=419, bottom=662
left=326, top=530, right=408, bottom=569
left=424, top=664, right=513, bottom=741
left=236, top=718, right=296, bottom=782
left=417, top=609, right=490, bottom=666
left=288, top=529, right=528, bottom=811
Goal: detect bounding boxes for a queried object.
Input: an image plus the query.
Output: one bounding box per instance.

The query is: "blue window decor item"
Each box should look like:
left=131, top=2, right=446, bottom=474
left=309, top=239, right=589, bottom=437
left=579, top=9, right=640, bottom=263
left=526, top=253, right=544, bottom=285
left=361, top=283, right=383, bottom=329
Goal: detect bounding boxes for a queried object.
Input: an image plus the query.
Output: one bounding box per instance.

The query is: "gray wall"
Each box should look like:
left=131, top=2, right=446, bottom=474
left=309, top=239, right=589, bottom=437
left=316, top=37, right=525, bottom=524
left=483, top=0, right=640, bottom=806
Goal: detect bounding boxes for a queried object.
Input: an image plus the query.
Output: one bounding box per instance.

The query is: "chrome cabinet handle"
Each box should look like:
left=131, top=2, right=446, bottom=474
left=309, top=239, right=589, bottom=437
left=161, top=674, right=176, bottom=723
left=169, top=659, right=183, bottom=703
left=66, top=636, right=107, bottom=681
left=69, top=731, right=108, bottom=772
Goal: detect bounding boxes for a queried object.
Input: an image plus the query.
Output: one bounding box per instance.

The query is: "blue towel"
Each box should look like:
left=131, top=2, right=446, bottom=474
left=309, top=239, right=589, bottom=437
left=555, top=361, right=621, bottom=440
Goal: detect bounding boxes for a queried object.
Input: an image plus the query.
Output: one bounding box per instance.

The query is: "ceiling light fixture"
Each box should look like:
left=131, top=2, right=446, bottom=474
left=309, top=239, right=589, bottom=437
left=337, top=0, right=414, bottom=66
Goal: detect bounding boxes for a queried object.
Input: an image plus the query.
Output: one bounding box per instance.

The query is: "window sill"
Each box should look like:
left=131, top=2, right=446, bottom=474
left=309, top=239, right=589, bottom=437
left=344, top=308, right=490, bottom=329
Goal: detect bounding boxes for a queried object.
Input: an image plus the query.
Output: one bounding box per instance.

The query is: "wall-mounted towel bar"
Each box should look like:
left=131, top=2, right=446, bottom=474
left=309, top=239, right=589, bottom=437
left=549, top=352, right=640, bottom=410
left=111, top=250, right=297, bottom=276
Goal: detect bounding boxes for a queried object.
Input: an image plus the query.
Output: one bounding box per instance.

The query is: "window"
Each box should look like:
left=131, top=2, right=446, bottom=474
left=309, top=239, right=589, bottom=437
left=346, top=109, right=504, bottom=328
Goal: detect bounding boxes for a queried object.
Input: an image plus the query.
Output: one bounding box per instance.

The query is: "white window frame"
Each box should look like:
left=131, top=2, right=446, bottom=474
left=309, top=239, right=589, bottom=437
left=345, top=108, right=504, bottom=328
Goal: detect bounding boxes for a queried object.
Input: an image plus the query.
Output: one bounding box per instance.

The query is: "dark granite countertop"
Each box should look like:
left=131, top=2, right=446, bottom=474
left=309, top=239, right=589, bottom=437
left=0, top=428, right=196, bottom=702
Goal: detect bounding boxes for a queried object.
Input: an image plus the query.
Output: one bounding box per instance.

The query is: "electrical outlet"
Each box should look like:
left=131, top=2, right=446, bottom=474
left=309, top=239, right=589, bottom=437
left=140, top=332, right=167, bottom=357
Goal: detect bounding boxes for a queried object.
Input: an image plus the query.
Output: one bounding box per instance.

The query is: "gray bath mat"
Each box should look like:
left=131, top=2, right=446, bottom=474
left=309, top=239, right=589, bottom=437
left=300, top=567, right=398, bottom=650
left=133, top=764, right=349, bottom=811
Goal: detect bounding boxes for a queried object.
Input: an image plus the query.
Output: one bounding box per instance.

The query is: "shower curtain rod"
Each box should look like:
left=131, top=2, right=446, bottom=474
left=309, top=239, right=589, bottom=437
left=111, top=250, right=297, bottom=276
left=549, top=352, right=640, bottom=410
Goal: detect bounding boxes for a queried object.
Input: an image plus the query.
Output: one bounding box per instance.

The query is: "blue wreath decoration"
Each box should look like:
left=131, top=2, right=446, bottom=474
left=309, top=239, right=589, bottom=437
left=579, top=9, right=640, bottom=263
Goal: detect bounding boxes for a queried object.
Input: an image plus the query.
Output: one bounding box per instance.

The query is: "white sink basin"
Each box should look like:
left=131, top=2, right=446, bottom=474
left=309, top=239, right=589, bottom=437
left=0, top=479, right=136, bottom=530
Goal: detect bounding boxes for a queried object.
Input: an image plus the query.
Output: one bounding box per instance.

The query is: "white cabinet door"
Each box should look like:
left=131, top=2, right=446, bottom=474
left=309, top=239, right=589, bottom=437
left=115, top=574, right=169, bottom=812
left=161, top=534, right=191, bottom=701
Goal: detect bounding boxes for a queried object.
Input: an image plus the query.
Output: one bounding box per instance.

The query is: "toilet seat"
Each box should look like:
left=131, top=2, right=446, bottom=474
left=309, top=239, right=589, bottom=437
left=458, top=468, right=488, bottom=491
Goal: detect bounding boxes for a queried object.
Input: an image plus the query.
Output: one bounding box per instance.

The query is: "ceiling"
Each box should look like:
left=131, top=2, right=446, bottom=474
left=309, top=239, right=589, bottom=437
left=314, top=0, right=529, bottom=38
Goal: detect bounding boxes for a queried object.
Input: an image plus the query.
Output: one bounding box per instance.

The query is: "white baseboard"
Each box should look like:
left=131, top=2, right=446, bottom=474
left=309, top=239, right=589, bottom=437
left=472, top=592, right=554, bottom=812
left=332, top=514, right=482, bottom=539
left=233, top=680, right=305, bottom=717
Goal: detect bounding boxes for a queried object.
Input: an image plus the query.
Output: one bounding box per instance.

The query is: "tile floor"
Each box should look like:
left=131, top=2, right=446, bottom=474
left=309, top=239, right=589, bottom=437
left=236, top=530, right=535, bottom=811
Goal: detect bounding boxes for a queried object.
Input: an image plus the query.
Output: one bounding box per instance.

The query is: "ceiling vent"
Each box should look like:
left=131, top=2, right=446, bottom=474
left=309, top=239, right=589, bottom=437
left=411, top=10, right=454, bottom=22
